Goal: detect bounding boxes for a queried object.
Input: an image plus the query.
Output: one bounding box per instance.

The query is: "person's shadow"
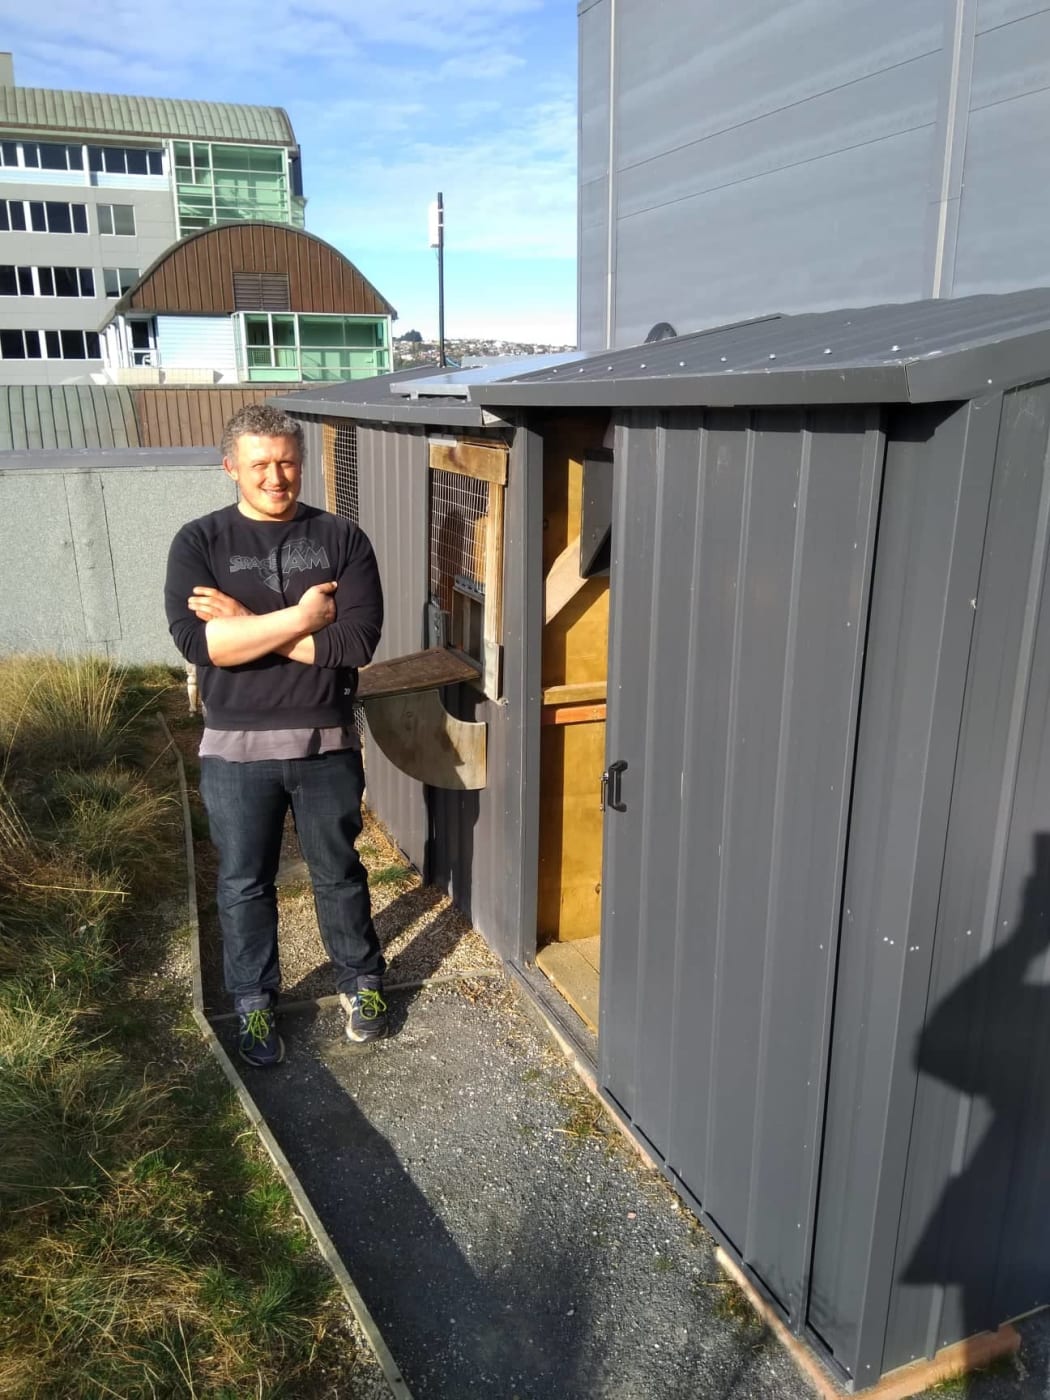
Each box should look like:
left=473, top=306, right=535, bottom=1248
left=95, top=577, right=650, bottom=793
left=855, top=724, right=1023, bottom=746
left=905, top=832, right=1050, bottom=1380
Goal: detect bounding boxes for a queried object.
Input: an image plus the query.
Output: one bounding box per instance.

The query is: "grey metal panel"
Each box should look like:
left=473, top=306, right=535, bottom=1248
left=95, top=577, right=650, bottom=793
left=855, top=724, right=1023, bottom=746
left=952, top=65, right=1050, bottom=296
left=808, top=399, right=1001, bottom=1381
left=577, top=0, right=611, bottom=349
left=976, top=0, right=1050, bottom=28
left=295, top=412, right=325, bottom=511
left=601, top=405, right=880, bottom=1320
left=616, top=54, right=940, bottom=223
left=356, top=424, right=429, bottom=873
left=880, top=381, right=1050, bottom=1370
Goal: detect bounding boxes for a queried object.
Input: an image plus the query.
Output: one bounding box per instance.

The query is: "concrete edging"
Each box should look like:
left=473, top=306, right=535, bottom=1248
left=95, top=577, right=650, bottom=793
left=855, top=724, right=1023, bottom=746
left=161, top=714, right=413, bottom=1400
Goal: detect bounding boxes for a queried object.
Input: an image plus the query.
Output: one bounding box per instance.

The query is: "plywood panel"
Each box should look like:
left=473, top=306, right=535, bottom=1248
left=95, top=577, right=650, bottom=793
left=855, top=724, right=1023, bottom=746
left=538, top=717, right=606, bottom=943
left=541, top=414, right=612, bottom=691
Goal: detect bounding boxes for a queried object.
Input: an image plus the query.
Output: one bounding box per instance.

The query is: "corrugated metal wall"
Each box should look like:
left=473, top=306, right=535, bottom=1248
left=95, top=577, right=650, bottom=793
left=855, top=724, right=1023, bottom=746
left=0, top=384, right=139, bottom=451
left=136, top=386, right=299, bottom=450
left=579, top=0, right=1050, bottom=350
left=811, top=383, right=1050, bottom=1381
left=354, top=424, right=430, bottom=872
left=600, top=406, right=883, bottom=1326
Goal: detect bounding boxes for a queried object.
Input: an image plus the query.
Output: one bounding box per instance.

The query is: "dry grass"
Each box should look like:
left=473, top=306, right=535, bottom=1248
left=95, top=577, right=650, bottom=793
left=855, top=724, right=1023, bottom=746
left=0, top=657, right=366, bottom=1399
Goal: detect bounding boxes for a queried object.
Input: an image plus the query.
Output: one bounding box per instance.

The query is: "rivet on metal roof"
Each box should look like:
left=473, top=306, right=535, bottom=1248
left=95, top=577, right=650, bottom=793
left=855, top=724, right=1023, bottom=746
left=891, top=344, right=900, bottom=352
left=607, top=365, right=613, bottom=371
left=720, top=356, right=727, bottom=363
left=823, top=348, right=831, bottom=355
left=679, top=361, right=686, bottom=367
left=578, top=367, right=584, bottom=373
left=769, top=353, right=776, bottom=360
left=639, top=363, right=646, bottom=369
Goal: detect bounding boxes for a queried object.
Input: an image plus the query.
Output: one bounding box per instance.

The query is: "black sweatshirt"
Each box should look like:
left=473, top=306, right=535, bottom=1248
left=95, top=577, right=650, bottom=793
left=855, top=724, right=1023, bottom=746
left=164, top=504, right=383, bottom=731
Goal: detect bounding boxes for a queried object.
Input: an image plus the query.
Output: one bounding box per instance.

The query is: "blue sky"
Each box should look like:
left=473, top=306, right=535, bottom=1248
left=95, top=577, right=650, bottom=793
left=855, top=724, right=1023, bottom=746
left=5, top=1, right=579, bottom=344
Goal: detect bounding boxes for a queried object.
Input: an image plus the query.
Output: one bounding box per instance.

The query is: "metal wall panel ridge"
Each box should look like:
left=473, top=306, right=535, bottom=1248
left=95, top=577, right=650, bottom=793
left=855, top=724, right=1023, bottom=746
left=600, top=405, right=882, bottom=1324
left=356, top=424, right=429, bottom=871
left=808, top=396, right=1004, bottom=1383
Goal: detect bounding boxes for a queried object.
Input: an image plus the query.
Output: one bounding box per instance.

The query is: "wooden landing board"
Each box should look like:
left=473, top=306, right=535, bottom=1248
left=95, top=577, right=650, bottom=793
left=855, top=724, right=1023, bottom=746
left=356, top=648, right=480, bottom=701
left=536, top=939, right=601, bottom=1033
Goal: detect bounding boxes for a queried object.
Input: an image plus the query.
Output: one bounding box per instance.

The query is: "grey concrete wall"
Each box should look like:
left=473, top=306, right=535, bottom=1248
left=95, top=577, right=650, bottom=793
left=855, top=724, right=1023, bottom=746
left=0, top=453, right=233, bottom=663
left=580, top=0, right=1050, bottom=350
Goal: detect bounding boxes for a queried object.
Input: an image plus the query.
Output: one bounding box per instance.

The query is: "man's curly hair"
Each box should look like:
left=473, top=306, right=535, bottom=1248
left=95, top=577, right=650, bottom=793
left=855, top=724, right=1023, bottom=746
left=221, top=404, right=304, bottom=461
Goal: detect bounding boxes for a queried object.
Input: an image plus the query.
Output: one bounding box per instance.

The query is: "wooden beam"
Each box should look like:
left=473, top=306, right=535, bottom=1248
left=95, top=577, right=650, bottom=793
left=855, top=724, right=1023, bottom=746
left=429, top=438, right=508, bottom=485
left=544, top=535, right=587, bottom=624
left=541, top=681, right=606, bottom=706
left=541, top=703, right=607, bottom=726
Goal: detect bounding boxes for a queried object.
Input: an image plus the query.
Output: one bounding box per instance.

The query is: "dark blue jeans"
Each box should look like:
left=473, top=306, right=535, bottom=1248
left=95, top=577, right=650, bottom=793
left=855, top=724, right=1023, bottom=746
left=199, top=748, right=384, bottom=1008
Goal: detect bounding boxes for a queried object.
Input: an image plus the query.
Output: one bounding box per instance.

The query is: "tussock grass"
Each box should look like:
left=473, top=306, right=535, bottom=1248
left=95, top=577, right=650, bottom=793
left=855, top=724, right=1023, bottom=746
left=0, top=657, right=360, bottom=1398
left=0, top=653, right=129, bottom=775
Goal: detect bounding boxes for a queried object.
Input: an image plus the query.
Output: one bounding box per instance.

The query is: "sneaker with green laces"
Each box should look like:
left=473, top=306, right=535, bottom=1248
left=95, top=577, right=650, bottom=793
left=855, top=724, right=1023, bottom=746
left=341, top=980, right=388, bottom=1043
left=237, top=1004, right=284, bottom=1067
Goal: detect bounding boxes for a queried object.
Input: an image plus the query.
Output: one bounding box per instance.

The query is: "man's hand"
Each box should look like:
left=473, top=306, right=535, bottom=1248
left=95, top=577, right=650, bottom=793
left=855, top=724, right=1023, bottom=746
left=295, top=581, right=338, bottom=633
left=188, top=586, right=253, bottom=621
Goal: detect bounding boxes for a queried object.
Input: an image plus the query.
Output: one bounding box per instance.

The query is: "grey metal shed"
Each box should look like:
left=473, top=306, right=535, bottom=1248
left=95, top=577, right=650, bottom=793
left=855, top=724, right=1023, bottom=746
left=275, top=289, right=1050, bottom=1392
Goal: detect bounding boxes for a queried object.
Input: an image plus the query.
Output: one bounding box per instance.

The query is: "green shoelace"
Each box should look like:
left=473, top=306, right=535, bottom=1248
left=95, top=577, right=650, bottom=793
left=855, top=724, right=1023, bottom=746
left=242, top=1008, right=273, bottom=1045
left=356, top=989, right=387, bottom=1021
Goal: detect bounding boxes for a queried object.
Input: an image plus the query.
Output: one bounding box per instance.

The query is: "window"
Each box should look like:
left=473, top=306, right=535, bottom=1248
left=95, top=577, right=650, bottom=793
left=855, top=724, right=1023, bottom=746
left=87, top=146, right=163, bottom=176
left=22, top=142, right=85, bottom=172
left=35, top=329, right=101, bottom=360
left=234, top=312, right=391, bottom=383
left=0, top=265, right=95, bottom=297
left=103, top=266, right=139, bottom=297
left=97, top=203, right=135, bottom=236
left=0, top=329, right=42, bottom=359
left=0, top=200, right=87, bottom=233
left=426, top=438, right=508, bottom=696
left=173, top=140, right=292, bottom=234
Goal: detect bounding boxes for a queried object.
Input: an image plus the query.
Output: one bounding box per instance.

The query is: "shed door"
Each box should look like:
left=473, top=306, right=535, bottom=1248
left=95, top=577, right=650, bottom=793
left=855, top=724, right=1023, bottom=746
left=598, top=407, right=883, bottom=1323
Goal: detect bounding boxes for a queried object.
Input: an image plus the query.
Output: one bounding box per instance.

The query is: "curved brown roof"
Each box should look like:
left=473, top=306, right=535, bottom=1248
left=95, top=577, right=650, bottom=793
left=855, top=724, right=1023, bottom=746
left=115, top=223, right=396, bottom=319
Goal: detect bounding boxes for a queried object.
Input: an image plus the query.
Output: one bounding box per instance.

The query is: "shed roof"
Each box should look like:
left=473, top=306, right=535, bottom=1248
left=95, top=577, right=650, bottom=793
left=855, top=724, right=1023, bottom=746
left=270, top=366, right=502, bottom=428
left=0, top=85, right=294, bottom=145
left=473, top=290, right=1050, bottom=409
left=0, top=385, right=140, bottom=452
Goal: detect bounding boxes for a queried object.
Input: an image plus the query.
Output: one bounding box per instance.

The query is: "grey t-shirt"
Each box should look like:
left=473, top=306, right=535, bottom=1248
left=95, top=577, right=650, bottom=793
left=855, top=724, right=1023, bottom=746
left=199, top=726, right=359, bottom=762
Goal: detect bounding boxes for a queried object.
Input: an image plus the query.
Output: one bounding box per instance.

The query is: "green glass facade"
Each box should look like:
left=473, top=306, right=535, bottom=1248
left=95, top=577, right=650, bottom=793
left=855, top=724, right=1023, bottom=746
left=235, top=312, right=391, bottom=382
left=172, top=141, right=293, bottom=234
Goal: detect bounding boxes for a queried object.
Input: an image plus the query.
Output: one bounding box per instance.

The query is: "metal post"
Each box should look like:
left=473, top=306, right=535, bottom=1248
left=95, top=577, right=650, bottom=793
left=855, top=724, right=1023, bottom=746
left=436, top=192, right=446, bottom=368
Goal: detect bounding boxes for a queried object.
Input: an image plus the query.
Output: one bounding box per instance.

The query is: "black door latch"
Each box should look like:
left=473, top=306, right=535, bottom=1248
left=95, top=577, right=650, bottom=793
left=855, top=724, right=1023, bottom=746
left=600, top=760, right=628, bottom=813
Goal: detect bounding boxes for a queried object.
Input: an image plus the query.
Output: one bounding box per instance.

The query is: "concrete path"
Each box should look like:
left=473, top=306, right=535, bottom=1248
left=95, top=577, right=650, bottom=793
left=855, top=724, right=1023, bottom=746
left=222, top=978, right=1050, bottom=1400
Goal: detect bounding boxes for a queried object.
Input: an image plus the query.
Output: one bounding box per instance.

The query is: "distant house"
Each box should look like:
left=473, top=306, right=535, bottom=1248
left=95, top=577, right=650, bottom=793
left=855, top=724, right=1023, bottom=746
left=99, top=222, right=395, bottom=386
left=0, top=51, right=304, bottom=385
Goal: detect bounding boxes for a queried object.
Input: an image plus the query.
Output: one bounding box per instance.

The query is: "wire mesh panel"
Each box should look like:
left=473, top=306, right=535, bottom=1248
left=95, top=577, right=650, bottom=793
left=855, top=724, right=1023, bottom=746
left=430, top=467, right=489, bottom=661
left=333, top=423, right=359, bottom=524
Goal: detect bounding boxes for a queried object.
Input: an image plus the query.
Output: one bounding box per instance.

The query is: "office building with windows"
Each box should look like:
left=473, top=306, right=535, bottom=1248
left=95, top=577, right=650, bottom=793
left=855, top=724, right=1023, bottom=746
left=0, top=52, right=305, bottom=385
